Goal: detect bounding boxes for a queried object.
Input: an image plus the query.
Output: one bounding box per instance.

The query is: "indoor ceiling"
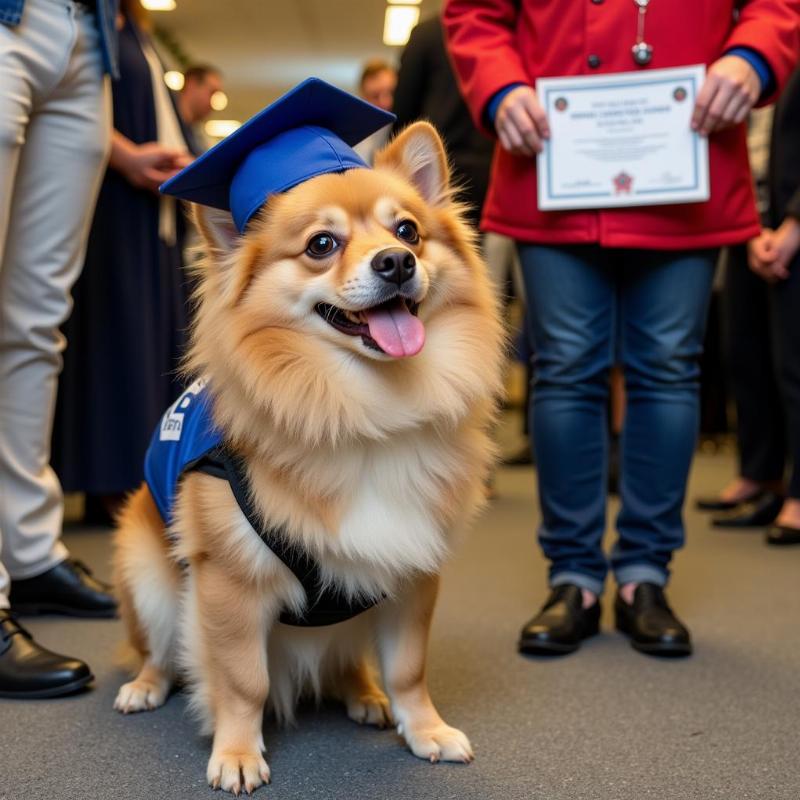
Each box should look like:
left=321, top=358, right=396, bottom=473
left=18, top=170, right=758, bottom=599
left=155, top=0, right=442, bottom=123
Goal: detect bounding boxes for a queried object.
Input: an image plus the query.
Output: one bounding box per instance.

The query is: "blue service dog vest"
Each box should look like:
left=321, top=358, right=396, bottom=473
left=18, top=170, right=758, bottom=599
left=144, top=380, right=222, bottom=523
left=144, top=381, right=380, bottom=626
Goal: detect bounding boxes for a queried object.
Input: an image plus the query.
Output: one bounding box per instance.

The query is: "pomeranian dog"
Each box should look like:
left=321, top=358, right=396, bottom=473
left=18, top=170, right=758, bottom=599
left=112, top=121, right=505, bottom=795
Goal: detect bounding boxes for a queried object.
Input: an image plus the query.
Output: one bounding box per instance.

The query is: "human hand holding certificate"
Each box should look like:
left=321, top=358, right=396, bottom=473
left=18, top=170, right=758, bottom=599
left=536, top=65, right=709, bottom=210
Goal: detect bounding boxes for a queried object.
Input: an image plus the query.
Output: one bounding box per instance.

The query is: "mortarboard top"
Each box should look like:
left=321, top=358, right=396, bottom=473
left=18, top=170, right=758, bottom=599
left=160, top=77, right=395, bottom=232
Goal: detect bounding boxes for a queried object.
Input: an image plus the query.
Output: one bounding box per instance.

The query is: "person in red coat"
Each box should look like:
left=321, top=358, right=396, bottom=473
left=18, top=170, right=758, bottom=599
left=444, top=0, right=800, bottom=657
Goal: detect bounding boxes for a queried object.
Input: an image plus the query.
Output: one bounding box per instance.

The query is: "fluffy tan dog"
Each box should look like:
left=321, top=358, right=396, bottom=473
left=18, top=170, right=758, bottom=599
left=112, top=121, right=505, bottom=795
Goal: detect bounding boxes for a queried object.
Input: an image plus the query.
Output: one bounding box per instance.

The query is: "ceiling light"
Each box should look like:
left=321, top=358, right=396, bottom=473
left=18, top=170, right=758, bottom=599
left=210, top=91, right=228, bottom=111
left=205, top=119, right=241, bottom=139
left=163, top=71, right=184, bottom=91
left=383, top=5, right=419, bottom=46
left=140, top=0, right=176, bottom=10
left=388, top=0, right=422, bottom=4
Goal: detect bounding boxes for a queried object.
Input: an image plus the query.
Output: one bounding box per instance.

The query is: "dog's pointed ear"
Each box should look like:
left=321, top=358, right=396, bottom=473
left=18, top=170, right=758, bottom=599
left=192, top=204, right=239, bottom=259
left=375, top=121, right=451, bottom=207
left=191, top=204, right=248, bottom=305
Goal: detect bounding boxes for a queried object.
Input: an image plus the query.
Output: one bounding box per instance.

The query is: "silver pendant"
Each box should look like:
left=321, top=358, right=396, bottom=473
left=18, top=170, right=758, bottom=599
left=632, top=41, right=653, bottom=66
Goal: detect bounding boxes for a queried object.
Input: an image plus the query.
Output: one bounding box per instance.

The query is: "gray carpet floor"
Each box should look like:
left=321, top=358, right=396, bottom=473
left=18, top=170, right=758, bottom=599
left=2, top=452, right=799, bottom=800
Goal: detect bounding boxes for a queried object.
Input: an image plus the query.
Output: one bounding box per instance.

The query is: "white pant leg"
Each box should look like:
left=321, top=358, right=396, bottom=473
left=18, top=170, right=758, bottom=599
left=0, top=0, right=111, bottom=602
left=0, top=2, right=31, bottom=608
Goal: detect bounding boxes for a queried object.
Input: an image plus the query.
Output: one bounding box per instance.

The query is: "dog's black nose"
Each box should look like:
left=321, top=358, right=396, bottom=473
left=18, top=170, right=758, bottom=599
left=371, top=247, right=416, bottom=286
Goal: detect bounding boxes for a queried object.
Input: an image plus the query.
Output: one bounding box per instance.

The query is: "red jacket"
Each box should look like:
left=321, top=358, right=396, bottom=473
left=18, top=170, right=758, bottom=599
left=443, top=0, right=800, bottom=249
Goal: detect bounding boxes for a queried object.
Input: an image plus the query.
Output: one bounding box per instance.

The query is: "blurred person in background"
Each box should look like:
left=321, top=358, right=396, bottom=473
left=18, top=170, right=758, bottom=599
left=392, top=15, right=531, bottom=468
left=52, top=0, right=194, bottom=526
left=746, top=68, right=800, bottom=546
left=354, top=58, right=396, bottom=164
left=177, top=63, right=224, bottom=153
left=393, top=16, right=493, bottom=231
left=444, top=0, right=800, bottom=659
left=0, top=0, right=119, bottom=698
left=696, top=106, right=786, bottom=529
left=359, top=57, right=397, bottom=112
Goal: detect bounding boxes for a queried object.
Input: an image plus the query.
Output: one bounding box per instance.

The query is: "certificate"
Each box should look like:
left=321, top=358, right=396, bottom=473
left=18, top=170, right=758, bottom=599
left=536, top=65, right=709, bottom=210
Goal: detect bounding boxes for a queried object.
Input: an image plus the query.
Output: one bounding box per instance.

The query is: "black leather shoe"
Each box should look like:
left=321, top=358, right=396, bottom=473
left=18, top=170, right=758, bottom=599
left=615, top=583, right=691, bottom=657
left=711, top=491, right=783, bottom=528
left=765, top=524, right=800, bottom=546
left=9, top=559, right=117, bottom=618
left=518, top=584, right=601, bottom=655
left=0, top=611, right=93, bottom=698
left=696, top=496, right=746, bottom=512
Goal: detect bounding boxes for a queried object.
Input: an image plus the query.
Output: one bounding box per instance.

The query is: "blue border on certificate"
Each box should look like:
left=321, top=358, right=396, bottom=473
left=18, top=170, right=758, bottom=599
left=544, top=75, right=699, bottom=201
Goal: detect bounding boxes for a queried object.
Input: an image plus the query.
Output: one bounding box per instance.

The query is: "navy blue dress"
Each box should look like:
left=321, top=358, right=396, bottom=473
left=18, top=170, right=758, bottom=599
left=52, top=20, right=193, bottom=495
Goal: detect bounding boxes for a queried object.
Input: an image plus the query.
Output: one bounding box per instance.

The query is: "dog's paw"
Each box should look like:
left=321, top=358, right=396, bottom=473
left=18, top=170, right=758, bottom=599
left=346, top=690, right=393, bottom=728
left=113, top=679, right=169, bottom=714
left=401, top=723, right=474, bottom=764
left=207, top=749, right=271, bottom=796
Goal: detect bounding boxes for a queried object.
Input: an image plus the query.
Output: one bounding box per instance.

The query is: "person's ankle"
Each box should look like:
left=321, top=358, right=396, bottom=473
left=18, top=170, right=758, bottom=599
left=581, top=588, right=598, bottom=609
left=775, top=498, right=800, bottom=528
left=618, top=581, right=638, bottom=605
left=719, top=477, right=761, bottom=503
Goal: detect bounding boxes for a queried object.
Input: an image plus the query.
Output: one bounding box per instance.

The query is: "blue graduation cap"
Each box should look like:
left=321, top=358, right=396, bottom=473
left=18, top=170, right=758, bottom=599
left=160, top=77, right=395, bottom=232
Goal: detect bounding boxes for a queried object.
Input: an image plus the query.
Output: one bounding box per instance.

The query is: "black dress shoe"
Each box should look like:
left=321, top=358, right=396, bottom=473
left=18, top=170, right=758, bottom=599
left=0, top=611, right=93, bottom=698
left=9, top=559, right=117, bottom=618
left=615, top=583, right=691, bottom=657
left=518, top=584, right=601, bottom=655
left=711, top=491, right=783, bottom=528
left=697, top=496, right=747, bottom=512
left=765, top=524, right=800, bottom=546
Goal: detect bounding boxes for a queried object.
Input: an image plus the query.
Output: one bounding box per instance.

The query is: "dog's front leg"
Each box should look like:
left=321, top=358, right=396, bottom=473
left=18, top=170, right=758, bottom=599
left=192, top=559, right=274, bottom=795
left=376, top=573, right=473, bottom=763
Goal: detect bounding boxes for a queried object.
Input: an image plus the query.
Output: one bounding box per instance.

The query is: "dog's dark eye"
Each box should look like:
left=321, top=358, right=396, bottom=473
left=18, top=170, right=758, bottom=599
left=396, top=220, right=419, bottom=244
left=306, top=232, right=338, bottom=258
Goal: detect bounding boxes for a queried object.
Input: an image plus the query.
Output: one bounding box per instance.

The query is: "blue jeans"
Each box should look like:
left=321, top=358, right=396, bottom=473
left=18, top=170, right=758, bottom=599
left=518, top=244, right=717, bottom=596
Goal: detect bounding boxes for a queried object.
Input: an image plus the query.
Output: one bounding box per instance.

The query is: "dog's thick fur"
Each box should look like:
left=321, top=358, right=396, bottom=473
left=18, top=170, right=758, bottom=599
left=112, top=122, right=505, bottom=794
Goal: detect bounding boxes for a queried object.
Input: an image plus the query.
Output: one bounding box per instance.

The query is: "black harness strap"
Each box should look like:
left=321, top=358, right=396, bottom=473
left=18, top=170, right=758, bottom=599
left=193, top=446, right=381, bottom=627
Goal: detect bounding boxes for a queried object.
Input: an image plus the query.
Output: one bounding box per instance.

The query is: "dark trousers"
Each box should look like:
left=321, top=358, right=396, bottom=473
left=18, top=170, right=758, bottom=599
left=724, top=245, right=800, bottom=498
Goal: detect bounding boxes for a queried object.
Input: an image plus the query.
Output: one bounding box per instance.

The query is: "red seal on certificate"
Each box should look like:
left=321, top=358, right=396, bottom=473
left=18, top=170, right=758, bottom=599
left=613, top=171, right=633, bottom=194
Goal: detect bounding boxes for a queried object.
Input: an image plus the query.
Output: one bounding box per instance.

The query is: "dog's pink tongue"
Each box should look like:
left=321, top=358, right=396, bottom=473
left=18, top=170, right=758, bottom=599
left=365, top=302, right=425, bottom=358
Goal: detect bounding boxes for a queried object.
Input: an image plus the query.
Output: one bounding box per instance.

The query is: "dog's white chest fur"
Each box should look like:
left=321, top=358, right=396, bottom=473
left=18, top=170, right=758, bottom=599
left=338, top=469, right=446, bottom=569
left=313, top=434, right=453, bottom=597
